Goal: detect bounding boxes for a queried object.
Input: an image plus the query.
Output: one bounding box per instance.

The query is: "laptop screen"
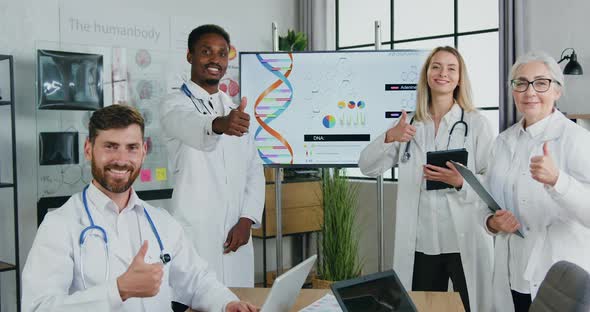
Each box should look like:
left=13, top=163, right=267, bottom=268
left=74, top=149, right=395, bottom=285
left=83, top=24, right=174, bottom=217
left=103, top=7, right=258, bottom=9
left=331, top=270, right=417, bottom=312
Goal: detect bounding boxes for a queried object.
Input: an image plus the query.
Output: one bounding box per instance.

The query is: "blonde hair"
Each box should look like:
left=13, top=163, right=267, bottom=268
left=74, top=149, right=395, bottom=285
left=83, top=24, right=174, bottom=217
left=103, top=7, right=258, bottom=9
left=414, top=46, right=475, bottom=122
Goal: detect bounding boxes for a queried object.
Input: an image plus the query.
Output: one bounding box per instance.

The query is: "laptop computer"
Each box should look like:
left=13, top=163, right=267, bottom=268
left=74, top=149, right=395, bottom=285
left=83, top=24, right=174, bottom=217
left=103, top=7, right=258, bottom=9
left=331, top=270, right=418, bottom=312
left=260, top=254, right=317, bottom=312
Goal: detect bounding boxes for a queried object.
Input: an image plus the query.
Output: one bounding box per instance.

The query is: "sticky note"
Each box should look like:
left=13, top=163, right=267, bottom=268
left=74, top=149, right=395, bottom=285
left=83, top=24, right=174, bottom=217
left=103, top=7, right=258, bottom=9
left=140, top=169, right=152, bottom=182
left=155, top=168, right=167, bottom=181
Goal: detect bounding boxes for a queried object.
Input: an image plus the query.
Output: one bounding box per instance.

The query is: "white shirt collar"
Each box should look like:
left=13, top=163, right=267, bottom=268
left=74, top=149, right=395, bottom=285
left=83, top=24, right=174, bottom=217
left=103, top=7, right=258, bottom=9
left=86, top=182, right=142, bottom=215
left=435, top=102, right=462, bottom=126
left=517, top=111, right=553, bottom=138
left=186, top=79, right=219, bottom=100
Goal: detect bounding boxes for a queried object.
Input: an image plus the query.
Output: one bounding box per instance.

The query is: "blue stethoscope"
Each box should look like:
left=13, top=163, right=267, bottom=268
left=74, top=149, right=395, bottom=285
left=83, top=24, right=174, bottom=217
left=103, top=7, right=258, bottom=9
left=79, top=185, right=170, bottom=289
left=401, top=108, right=468, bottom=162
left=180, top=83, right=218, bottom=115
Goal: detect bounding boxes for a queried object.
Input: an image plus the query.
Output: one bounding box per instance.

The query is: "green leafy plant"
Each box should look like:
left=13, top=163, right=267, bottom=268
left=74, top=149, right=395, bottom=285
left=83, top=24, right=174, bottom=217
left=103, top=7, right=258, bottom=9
left=279, top=29, right=308, bottom=52
left=319, top=169, right=362, bottom=281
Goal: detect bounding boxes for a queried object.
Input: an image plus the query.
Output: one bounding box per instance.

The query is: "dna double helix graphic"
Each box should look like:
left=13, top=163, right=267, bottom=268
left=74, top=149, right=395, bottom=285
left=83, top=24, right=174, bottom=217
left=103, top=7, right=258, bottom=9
left=253, top=53, right=295, bottom=164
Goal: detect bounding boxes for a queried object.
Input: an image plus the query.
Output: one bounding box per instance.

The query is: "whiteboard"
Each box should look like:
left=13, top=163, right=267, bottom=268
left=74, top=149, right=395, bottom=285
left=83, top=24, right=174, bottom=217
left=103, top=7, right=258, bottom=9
left=34, top=42, right=175, bottom=198
left=240, top=50, right=428, bottom=167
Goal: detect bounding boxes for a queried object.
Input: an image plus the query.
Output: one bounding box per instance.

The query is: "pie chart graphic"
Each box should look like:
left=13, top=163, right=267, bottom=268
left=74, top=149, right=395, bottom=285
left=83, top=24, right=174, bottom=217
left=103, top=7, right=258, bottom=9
left=357, top=100, right=366, bottom=109
left=323, top=115, right=336, bottom=128
left=337, top=100, right=346, bottom=109
left=348, top=101, right=356, bottom=109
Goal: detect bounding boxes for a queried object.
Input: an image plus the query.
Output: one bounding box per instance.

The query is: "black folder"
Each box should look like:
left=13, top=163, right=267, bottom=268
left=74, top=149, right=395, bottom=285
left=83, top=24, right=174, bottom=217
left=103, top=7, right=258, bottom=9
left=426, top=148, right=468, bottom=190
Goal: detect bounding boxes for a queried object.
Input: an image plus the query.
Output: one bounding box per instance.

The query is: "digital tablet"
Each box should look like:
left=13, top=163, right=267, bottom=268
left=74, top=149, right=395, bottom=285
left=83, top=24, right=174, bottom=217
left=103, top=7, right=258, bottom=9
left=426, top=148, right=468, bottom=190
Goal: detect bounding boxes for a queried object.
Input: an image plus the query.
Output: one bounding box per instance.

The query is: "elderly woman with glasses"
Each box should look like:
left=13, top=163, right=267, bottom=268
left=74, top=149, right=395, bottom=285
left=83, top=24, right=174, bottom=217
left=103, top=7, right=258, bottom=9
left=484, top=51, right=590, bottom=312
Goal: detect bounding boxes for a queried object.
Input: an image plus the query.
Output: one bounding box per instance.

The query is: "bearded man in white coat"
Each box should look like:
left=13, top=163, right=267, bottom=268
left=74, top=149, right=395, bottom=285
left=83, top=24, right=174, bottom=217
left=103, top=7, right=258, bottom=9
left=22, top=105, right=257, bottom=312
left=160, top=24, right=265, bottom=288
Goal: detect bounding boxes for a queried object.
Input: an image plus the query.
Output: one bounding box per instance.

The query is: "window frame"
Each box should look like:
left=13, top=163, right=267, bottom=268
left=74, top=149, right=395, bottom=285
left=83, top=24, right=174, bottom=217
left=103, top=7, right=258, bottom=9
left=336, top=0, right=500, bottom=181
left=336, top=0, right=499, bottom=51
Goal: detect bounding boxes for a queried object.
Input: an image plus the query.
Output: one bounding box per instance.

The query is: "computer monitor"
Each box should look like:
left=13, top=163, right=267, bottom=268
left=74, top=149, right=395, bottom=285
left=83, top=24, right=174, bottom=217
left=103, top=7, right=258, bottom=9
left=331, top=270, right=418, bottom=312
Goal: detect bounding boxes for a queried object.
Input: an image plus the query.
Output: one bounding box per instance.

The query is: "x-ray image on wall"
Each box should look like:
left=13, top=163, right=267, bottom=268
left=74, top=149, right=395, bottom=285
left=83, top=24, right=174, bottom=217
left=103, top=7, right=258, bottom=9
left=37, top=50, right=103, bottom=110
left=39, top=132, right=79, bottom=165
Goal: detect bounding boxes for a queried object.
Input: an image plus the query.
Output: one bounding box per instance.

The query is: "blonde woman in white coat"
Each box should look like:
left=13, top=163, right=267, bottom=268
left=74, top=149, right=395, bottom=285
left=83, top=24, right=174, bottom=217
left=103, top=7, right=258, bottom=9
left=484, top=51, right=590, bottom=312
left=359, top=46, right=494, bottom=312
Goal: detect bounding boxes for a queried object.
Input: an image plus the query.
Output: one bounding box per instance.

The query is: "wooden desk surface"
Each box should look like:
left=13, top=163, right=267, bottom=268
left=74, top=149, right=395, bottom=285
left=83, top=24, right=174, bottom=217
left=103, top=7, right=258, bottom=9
left=230, top=287, right=464, bottom=312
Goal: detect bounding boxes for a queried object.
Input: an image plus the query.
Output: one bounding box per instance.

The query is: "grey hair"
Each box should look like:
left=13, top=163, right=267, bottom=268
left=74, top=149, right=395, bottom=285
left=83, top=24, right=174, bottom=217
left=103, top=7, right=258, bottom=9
left=510, top=51, right=565, bottom=91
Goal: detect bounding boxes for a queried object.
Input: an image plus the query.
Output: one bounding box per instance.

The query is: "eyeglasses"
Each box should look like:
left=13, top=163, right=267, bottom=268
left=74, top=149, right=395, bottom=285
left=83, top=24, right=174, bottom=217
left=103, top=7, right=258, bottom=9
left=510, top=78, right=559, bottom=93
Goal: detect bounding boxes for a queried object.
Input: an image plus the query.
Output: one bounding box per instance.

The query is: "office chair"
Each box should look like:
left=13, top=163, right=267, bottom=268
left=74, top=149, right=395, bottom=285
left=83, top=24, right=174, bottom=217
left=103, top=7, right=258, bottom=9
left=529, top=260, right=590, bottom=312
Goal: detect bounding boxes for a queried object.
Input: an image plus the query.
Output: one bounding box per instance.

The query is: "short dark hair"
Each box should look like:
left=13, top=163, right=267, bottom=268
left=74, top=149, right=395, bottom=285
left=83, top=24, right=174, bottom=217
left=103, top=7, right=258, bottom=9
left=187, top=24, right=230, bottom=53
left=88, top=105, right=144, bottom=143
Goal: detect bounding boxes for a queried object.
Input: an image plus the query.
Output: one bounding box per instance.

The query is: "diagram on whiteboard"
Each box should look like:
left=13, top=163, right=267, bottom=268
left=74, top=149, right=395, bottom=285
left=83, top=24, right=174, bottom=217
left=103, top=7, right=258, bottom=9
left=241, top=50, right=429, bottom=166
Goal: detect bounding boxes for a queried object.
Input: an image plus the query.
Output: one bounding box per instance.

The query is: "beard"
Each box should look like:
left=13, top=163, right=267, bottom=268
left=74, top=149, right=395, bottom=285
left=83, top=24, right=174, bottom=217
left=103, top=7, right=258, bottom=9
left=91, top=159, right=139, bottom=193
left=204, top=78, right=220, bottom=85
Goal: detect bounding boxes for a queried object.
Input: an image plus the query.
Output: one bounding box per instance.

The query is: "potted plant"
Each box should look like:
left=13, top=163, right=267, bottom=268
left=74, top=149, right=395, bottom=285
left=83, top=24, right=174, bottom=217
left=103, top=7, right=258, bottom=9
left=279, top=29, right=308, bottom=52
left=313, top=168, right=363, bottom=288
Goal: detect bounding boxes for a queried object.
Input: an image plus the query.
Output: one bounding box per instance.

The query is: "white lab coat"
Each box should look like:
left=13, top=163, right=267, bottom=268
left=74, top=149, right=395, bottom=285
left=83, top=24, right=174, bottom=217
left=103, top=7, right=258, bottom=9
left=22, top=187, right=238, bottom=312
left=160, top=82, right=265, bottom=287
left=358, top=106, right=494, bottom=312
left=486, top=110, right=590, bottom=311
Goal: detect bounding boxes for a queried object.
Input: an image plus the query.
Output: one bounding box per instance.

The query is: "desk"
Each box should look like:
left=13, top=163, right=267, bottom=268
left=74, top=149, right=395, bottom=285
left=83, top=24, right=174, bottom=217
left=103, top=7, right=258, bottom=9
left=230, top=287, right=465, bottom=312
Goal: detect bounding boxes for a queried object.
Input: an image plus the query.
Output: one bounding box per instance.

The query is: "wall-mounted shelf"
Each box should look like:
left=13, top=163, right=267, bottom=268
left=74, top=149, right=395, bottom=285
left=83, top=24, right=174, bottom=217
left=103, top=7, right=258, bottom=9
left=0, top=54, right=21, bottom=312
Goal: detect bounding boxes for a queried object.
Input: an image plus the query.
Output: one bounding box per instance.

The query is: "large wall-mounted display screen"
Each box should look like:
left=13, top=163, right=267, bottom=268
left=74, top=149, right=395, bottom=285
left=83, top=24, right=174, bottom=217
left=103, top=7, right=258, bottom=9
left=240, top=50, right=428, bottom=167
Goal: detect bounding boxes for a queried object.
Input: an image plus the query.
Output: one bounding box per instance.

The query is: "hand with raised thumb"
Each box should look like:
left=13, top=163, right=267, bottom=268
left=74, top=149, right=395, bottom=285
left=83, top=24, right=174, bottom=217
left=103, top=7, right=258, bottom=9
left=238, top=96, right=247, bottom=112
left=385, top=110, right=416, bottom=143
left=212, top=97, right=250, bottom=136
left=530, top=141, right=559, bottom=186
left=117, top=241, right=164, bottom=301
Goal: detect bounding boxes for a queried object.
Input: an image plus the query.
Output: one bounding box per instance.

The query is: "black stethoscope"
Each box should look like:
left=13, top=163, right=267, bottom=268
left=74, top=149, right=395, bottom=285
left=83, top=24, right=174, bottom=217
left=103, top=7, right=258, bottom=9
left=79, top=185, right=171, bottom=288
left=180, top=83, right=218, bottom=115
left=401, top=108, right=468, bottom=162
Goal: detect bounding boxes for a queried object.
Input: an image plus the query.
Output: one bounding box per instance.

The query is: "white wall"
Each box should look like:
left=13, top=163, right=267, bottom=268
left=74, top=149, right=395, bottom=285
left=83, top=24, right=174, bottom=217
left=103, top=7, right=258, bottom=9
left=0, top=1, right=297, bottom=310
left=522, top=0, right=590, bottom=115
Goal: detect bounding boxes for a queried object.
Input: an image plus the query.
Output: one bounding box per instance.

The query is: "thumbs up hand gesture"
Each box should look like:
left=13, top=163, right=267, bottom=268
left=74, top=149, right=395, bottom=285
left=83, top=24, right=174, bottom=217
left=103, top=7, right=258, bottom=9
left=212, top=97, right=250, bottom=137
left=530, top=142, right=559, bottom=186
left=385, top=110, right=417, bottom=143
left=117, top=241, right=164, bottom=301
